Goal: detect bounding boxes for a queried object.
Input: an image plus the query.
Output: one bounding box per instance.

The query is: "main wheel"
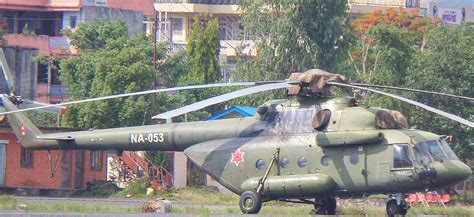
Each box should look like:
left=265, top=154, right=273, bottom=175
left=386, top=199, right=398, bottom=217
left=239, top=190, right=262, bottom=214
left=315, top=197, right=337, bottom=215
left=326, top=197, right=337, bottom=215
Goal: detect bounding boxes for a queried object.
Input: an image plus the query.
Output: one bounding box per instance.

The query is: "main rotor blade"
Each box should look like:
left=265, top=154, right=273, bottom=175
left=0, top=82, right=256, bottom=115
left=328, top=82, right=474, bottom=128
left=0, top=49, right=15, bottom=95
left=22, top=100, right=66, bottom=114
left=352, top=83, right=474, bottom=101
left=153, top=82, right=291, bottom=120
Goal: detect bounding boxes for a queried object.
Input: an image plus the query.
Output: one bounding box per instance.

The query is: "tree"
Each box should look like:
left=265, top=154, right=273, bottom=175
left=60, top=22, right=179, bottom=129
left=404, top=24, right=473, bottom=160
left=237, top=0, right=350, bottom=81
left=186, top=16, right=221, bottom=84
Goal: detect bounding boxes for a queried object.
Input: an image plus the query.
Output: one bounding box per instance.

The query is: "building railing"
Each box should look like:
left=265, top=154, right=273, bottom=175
left=348, top=0, right=407, bottom=7
left=83, top=0, right=107, bottom=6
left=155, top=0, right=239, bottom=5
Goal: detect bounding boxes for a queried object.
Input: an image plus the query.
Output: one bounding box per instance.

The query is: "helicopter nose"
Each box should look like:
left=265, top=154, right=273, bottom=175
left=431, top=160, right=472, bottom=186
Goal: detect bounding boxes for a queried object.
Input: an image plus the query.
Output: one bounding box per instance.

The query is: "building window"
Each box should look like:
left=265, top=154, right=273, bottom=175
left=21, top=147, right=34, bottom=168
left=90, top=151, right=102, bottom=171
left=69, top=16, right=77, bottom=29
left=172, top=18, right=183, bottom=37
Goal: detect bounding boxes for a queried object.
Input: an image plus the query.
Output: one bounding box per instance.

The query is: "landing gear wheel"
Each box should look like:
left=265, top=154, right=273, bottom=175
left=327, top=197, right=337, bottom=215
left=239, top=190, right=262, bottom=214
left=386, top=199, right=408, bottom=217
left=314, top=196, right=337, bottom=215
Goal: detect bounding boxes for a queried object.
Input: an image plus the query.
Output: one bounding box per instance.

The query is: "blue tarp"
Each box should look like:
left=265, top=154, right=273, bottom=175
left=208, top=106, right=257, bottom=120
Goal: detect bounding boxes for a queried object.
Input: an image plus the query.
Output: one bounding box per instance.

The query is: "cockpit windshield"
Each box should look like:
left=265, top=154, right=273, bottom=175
left=439, top=140, right=459, bottom=160
left=413, top=140, right=459, bottom=163
left=413, top=142, right=432, bottom=166
left=426, top=140, right=448, bottom=161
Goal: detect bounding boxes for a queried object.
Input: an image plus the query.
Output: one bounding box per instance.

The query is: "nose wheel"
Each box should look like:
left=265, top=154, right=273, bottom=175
left=239, top=190, right=262, bottom=214
left=386, top=194, right=409, bottom=217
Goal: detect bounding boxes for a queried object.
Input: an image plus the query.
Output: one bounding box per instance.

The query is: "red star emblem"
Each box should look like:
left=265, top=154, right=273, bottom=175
left=231, top=149, right=245, bottom=166
left=20, top=124, right=27, bottom=137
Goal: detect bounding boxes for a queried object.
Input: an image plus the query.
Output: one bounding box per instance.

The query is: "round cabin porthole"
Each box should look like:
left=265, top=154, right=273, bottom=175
left=350, top=153, right=359, bottom=165
left=321, top=155, right=331, bottom=167
left=255, top=159, right=265, bottom=170
left=297, top=156, right=308, bottom=167
left=280, top=158, right=290, bottom=168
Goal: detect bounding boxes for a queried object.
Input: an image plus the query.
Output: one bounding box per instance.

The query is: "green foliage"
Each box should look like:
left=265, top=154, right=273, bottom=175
left=64, top=21, right=128, bottom=51
left=238, top=0, right=349, bottom=80
left=21, top=23, right=36, bottom=35
left=404, top=24, right=473, bottom=159
left=186, top=16, right=221, bottom=84
left=116, top=177, right=150, bottom=197
left=346, top=11, right=473, bottom=160
left=60, top=22, right=162, bottom=129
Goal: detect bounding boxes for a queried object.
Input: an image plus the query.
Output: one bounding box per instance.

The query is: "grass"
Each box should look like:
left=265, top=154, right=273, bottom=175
left=0, top=195, right=139, bottom=213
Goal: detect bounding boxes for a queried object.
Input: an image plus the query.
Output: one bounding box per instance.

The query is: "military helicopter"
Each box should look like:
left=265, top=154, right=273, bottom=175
left=0, top=69, right=472, bottom=216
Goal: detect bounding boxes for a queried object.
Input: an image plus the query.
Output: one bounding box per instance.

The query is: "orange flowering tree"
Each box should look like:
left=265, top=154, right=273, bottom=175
left=348, top=8, right=439, bottom=83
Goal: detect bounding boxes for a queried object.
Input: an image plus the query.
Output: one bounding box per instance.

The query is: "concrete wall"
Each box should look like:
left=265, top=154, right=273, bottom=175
left=82, top=6, right=144, bottom=36
left=0, top=47, right=38, bottom=100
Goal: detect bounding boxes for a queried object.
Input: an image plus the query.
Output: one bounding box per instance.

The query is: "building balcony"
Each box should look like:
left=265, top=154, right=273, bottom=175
left=0, top=0, right=81, bottom=11
left=349, top=0, right=420, bottom=14
left=154, top=0, right=239, bottom=14
left=3, top=34, right=79, bottom=57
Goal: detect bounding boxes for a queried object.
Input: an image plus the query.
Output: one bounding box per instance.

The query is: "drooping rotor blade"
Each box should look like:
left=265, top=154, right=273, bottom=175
left=0, top=49, right=15, bottom=95
left=22, top=100, right=66, bottom=114
left=328, top=82, right=474, bottom=128
left=0, top=82, right=256, bottom=115
left=153, top=82, right=291, bottom=120
left=352, top=83, right=474, bottom=101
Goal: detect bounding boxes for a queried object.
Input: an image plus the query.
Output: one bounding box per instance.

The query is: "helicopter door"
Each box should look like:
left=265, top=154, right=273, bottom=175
left=390, top=144, right=415, bottom=182
left=341, top=145, right=367, bottom=190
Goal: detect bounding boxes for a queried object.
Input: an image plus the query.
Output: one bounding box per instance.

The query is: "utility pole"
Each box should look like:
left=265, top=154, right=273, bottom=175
left=152, top=10, right=158, bottom=103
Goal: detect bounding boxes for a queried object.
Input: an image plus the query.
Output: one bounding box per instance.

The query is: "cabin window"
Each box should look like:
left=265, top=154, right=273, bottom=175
left=90, top=151, right=102, bottom=171
left=280, top=158, right=290, bottom=168
left=321, top=155, right=331, bottom=167
left=350, top=153, right=359, bottom=165
left=20, top=147, right=34, bottom=168
left=393, top=144, right=413, bottom=168
left=426, top=140, right=448, bottom=162
left=297, top=156, right=308, bottom=167
left=255, top=159, right=265, bottom=170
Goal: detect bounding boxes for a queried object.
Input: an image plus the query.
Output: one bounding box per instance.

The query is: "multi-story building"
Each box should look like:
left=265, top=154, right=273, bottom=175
left=0, top=0, right=155, bottom=194
left=0, top=0, right=155, bottom=103
left=154, top=0, right=424, bottom=81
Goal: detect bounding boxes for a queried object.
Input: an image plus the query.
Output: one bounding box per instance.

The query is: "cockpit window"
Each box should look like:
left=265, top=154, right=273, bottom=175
left=426, top=140, right=448, bottom=161
left=393, top=144, right=413, bottom=168
left=439, top=140, right=459, bottom=160
left=413, top=142, right=432, bottom=166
